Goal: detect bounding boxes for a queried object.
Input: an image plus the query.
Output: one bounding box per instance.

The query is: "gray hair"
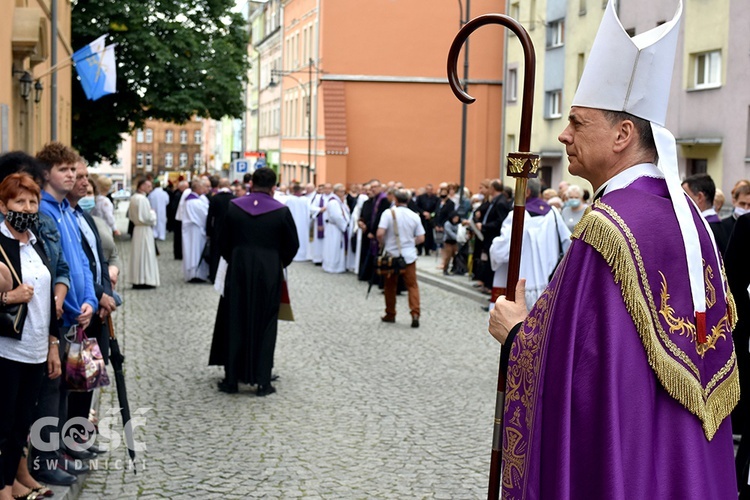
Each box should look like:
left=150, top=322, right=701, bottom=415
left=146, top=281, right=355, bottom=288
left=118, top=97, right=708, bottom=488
left=527, top=178, right=541, bottom=198
left=393, top=189, right=410, bottom=204
left=566, top=184, right=583, bottom=198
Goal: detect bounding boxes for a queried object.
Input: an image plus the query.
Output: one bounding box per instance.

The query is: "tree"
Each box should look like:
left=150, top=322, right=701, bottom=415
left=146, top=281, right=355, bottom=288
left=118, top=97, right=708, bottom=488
left=71, top=0, right=250, bottom=163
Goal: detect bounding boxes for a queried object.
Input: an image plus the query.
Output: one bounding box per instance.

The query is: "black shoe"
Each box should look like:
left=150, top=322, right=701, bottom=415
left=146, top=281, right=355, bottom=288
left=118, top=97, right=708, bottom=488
left=256, top=384, right=276, bottom=397
left=381, top=315, right=395, bottom=323
left=271, top=374, right=280, bottom=382
left=411, top=316, right=420, bottom=328
left=31, top=466, right=77, bottom=486
left=481, top=305, right=490, bottom=312
left=132, top=284, right=156, bottom=289
left=85, top=443, right=106, bottom=455
left=63, top=444, right=97, bottom=460
left=188, top=277, right=207, bottom=284
left=217, top=380, right=238, bottom=394
left=60, top=453, right=90, bottom=475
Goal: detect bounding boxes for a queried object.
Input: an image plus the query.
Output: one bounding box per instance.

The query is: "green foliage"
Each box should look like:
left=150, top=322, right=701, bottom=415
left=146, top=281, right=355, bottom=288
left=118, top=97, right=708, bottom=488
left=71, top=0, right=250, bottom=163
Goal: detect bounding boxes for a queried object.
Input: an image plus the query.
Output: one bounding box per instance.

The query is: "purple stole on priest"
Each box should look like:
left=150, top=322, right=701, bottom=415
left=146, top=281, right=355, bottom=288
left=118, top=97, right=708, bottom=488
left=317, top=195, right=325, bottom=238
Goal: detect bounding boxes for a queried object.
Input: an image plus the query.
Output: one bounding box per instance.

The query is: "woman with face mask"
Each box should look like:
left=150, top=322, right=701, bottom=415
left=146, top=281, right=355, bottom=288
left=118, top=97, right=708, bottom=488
left=560, top=184, right=587, bottom=232
left=0, top=173, right=60, bottom=500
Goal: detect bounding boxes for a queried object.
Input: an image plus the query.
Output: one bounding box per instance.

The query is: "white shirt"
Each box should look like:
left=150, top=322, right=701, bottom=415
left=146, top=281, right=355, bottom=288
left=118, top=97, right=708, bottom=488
left=0, top=223, right=52, bottom=364
left=378, top=206, right=425, bottom=265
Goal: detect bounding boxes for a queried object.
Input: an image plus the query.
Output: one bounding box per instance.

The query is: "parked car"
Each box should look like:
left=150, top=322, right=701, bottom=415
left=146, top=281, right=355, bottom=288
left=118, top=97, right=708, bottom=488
left=112, top=189, right=131, bottom=200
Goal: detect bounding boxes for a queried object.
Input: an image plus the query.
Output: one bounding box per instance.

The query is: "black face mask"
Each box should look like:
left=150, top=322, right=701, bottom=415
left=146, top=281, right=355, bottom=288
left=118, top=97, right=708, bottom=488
left=5, top=211, right=39, bottom=233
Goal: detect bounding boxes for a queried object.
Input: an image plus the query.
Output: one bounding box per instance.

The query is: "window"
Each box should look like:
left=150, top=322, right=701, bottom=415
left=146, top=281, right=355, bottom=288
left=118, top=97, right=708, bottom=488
left=577, top=53, right=585, bottom=85
left=510, top=2, right=520, bottom=21
left=693, top=50, right=721, bottom=89
left=547, top=20, right=564, bottom=48
left=688, top=158, right=707, bottom=176
left=507, top=68, right=518, bottom=102
left=165, top=130, right=174, bottom=143
left=194, top=130, right=202, bottom=143
left=180, top=130, right=188, bottom=144
left=194, top=153, right=201, bottom=167
left=179, top=152, right=188, bottom=167
left=136, top=129, right=144, bottom=143
left=546, top=90, right=562, bottom=118
left=165, top=153, right=173, bottom=168
left=146, top=153, right=152, bottom=168
left=145, top=128, right=153, bottom=143
left=136, top=152, right=143, bottom=166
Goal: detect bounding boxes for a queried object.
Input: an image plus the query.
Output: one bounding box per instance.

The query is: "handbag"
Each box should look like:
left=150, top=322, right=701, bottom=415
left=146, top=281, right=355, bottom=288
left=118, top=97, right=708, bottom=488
left=376, top=208, right=407, bottom=276
left=66, top=326, right=110, bottom=392
left=0, top=242, right=27, bottom=338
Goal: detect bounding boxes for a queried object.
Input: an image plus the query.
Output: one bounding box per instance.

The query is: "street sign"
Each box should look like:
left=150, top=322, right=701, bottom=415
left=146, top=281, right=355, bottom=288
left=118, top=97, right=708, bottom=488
left=235, top=160, right=249, bottom=173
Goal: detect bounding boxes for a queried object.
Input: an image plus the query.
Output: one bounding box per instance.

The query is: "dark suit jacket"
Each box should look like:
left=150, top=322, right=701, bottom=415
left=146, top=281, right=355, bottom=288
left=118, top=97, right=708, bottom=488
left=77, top=209, right=112, bottom=300
left=207, top=191, right=235, bottom=242
left=481, top=194, right=512, bottom=252
left=0, top=229, right=57, bottom=340
left=708, top=220, right=729, bottom=256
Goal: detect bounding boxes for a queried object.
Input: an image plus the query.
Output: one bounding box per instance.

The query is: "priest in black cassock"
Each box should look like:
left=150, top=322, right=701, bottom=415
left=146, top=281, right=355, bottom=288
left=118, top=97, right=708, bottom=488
left=209, top=168, right=299, bottom=396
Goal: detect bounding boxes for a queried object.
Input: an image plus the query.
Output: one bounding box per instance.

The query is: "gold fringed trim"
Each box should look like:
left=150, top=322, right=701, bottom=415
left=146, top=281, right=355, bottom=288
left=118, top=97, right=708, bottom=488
left=573, top=209, right=740, bottom=440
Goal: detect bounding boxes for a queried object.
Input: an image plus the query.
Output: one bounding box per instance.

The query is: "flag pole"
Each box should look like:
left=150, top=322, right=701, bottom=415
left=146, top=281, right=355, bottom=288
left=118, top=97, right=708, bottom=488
left=447, top=14, right=538, bottom=500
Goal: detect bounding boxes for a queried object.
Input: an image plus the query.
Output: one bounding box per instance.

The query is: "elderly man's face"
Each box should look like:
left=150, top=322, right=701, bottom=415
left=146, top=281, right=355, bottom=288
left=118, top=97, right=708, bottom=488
left=558, top=107, right=615, bottom=184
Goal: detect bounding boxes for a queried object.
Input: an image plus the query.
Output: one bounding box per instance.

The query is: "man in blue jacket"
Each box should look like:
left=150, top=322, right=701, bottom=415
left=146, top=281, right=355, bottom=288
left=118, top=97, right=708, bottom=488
left=31, top=142, right=98, bottom=485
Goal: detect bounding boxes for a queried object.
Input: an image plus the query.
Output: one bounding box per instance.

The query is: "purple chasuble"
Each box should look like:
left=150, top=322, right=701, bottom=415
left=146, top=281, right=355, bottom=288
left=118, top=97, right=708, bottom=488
left=317, top=195, right=325, bottom=239
left=185, top=192, right=199, bottom=202
left=501, top=176, right=738, bottom=499
left=232, top=192, right=285, bottom=216
left=525, top=197, right=550, bottom=216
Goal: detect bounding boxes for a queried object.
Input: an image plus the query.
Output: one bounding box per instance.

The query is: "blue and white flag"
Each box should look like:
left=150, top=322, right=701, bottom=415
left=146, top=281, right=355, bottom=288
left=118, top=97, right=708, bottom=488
left=72, top=34, right=117, bottom=101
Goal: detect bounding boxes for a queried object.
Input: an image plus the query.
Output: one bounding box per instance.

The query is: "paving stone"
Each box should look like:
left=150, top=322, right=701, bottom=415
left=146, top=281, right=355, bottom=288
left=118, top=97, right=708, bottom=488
left=78, top=207, right=500, bottom=498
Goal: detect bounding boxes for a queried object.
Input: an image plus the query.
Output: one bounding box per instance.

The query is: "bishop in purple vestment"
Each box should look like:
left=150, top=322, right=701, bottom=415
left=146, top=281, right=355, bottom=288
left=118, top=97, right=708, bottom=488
left=489, top=2, right=739, bottom=498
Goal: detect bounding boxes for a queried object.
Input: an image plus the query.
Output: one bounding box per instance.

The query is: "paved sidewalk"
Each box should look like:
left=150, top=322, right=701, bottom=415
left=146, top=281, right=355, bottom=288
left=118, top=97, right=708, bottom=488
left=72, top=226, right=503, bottom=498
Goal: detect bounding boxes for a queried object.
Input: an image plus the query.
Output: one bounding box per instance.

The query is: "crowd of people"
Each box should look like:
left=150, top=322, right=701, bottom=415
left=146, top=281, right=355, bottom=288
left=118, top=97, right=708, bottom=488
left=0, top=143, right=120, bottom=499
left=1, top=140, right=748, bottom=497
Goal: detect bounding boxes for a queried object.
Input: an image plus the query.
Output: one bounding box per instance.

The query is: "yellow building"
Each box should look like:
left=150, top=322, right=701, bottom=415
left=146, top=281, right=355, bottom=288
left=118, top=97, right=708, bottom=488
left=505, top=0, right=750, bottom=195
left=1, top=0, right=72, bottom=154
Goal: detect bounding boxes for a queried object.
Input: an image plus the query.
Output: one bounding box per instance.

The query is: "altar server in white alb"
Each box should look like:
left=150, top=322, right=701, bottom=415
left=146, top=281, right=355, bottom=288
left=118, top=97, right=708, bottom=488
left=129, top=178, right=160, bottom=288
left=148, top=179, right=170, bottom=241
left=284, top=182, right=315, bottom=262
left=322, top=183, right=350, bottom=273
left=182, top=178, right=210, bottom=282
left=490, top=178, right=571, bottom=306
left=346, top=185, right=369, bottom=274
left=309, top=183, right=333, bottom=264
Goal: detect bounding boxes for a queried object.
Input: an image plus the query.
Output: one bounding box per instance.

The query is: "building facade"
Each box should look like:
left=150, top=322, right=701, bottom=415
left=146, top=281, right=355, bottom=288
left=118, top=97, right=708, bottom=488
left=1, top=0, right=73, bottom=154
left=248, top=0, right=507, bottom=189
left=504, top=0, right=750, bottom=194
left=89, top=133, right=131, bottom=191
left=130, top=118, right=203, bottom=181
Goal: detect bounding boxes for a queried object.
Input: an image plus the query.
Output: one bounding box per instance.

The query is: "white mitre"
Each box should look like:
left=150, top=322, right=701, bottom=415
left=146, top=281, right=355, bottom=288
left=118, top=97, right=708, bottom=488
left=572, top=0, right=720, bottom=320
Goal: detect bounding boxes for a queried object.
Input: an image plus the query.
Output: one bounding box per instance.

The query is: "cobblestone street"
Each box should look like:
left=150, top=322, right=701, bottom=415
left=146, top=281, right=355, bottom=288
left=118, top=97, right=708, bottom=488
left=79, top=217, right=501, bottom=498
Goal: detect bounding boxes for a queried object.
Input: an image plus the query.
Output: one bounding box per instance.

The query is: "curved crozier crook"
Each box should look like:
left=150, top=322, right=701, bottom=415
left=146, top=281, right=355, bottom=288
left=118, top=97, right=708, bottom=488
left=446, top=13, right=536, bottom=151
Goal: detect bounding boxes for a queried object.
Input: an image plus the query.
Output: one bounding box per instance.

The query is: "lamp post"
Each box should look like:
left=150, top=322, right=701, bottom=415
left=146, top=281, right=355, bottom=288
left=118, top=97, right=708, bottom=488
left=271, top=58, right=320, bottom=183
left=270, top=71, right=311, bottom=180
